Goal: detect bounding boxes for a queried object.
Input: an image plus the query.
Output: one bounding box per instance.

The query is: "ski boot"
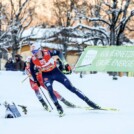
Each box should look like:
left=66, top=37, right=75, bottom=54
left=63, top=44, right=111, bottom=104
left=39, top=99, right=50, bottom=112
left=84, top=97, right=101, bottom=109
left=60, top=98, right=76, bottom=108
left=54, top=101, right=64, bottom=117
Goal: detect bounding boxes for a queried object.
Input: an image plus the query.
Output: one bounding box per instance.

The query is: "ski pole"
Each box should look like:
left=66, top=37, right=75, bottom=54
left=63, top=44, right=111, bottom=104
left=39, top=87, right=53, bottom=110
left=21, top=76, right=29, bottom=83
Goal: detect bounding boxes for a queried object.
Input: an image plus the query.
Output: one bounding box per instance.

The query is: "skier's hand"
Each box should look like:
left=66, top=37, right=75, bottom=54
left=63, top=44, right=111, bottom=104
left=65, top=64, right=72, bottom=74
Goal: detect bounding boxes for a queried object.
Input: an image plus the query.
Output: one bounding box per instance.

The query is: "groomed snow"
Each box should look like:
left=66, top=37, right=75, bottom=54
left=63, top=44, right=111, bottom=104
left=0, top=71, right=134, bottom=134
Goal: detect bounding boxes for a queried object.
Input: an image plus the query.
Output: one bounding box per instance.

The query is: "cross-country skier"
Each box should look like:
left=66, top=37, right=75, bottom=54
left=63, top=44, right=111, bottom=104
left=29, top=43, right=101, bottom=116
left=25, top=56, right=76, bottom=111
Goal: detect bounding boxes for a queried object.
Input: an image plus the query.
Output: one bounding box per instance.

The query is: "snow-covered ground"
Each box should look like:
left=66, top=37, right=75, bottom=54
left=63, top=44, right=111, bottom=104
left=0, top=71, right=134, bottom=134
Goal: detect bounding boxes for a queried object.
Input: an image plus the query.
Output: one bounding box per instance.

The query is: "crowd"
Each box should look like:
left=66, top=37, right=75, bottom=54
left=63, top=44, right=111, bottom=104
left=4, top=53, right=71, bottom=74
left=4, top=54, right=26, bottom=71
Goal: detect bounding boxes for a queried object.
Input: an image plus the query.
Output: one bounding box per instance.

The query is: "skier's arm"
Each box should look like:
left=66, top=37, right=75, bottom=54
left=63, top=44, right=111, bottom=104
left=25, top=68, right=31, bottom=77
left=49, top=49, right=67, bottom=64
left=30, top=59, right=37, bottom=82
left=50, top=49, right=72, bottom=73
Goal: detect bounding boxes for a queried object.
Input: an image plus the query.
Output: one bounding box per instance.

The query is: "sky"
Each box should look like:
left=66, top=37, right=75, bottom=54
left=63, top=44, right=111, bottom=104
left=0, top=71, right=134, bottom=134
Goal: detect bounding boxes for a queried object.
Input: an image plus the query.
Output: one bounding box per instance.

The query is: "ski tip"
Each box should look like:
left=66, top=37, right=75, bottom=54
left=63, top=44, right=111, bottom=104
left=99, top=107, right=119, bottom=111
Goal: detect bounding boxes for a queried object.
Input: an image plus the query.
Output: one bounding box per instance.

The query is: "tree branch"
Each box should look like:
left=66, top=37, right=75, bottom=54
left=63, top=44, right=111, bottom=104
left=86, top=17, right=111, bottom=26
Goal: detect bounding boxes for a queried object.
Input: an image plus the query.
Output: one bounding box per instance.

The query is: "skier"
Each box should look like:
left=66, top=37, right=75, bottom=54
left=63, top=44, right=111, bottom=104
left=25, top=56, right=76, bottom=111
left=29, top=44, right=101, bottom=116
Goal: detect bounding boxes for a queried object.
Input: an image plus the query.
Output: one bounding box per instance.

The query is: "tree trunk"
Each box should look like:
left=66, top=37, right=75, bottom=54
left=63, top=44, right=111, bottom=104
left=63, top=43, right=67, bottom=58
left=110, top=28, right=116, bottom=45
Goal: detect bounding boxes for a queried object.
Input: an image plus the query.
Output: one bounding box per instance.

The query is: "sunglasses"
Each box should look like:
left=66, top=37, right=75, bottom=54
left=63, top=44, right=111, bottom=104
left=31, top=49, right=39, bottom=55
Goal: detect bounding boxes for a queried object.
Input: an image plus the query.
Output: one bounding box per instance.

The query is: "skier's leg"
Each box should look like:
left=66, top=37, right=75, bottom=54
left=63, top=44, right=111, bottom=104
left=30, top=79, right=48, bottom=110
left=52, top=90, right=76, bottom=107
left=39, top=70, right=75, bottom=107
left=54, top=68, right=101, bottom=109
left=34, top=90, right=48, bottom=110
left=41, top=79, right=75, bottom=107
left=54, top=101, right=64, bottom=115
left=42, top=73, right=63, bottom=114
left=62, top=79, right=100, bottom=109
left=44, top=82, right=64, bottom=114
left=60, top=97, right=76, bottom=108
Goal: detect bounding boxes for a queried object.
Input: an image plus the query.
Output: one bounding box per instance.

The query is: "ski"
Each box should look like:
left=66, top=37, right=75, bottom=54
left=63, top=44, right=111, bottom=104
left=76, top=106, right=118, bottom=111
left=87, top=107, right=118, bottom=111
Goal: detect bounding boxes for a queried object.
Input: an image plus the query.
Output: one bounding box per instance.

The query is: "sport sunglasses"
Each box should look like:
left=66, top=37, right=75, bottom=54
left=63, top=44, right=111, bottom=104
left=31, top=49, right=39, bottom=55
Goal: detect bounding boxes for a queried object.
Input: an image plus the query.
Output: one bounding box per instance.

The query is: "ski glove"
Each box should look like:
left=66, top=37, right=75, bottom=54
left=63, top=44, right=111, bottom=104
left=65, top=64, right=72, bottom=73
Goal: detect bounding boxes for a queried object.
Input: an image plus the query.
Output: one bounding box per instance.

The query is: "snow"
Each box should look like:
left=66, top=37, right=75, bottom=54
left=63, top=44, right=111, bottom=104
left=0, top=71, right=134, bottom=134
left=22, top=27, right=60, bottom=39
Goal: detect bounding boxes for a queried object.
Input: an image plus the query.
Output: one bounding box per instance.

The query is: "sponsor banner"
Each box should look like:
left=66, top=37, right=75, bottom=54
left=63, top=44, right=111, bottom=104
left=75, top=46, right=134, bottom=72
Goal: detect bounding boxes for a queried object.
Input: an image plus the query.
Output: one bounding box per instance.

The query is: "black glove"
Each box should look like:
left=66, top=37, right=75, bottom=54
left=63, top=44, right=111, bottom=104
left=65, top=64, right=72, bottom=74
left=35, top=81, right=40, bottom=87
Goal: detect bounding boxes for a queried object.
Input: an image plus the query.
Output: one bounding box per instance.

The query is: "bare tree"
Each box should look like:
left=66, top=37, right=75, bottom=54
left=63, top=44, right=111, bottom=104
left=51, top=0, right=91, bottom=56
left=82, top=0, right=134, bottom=45
left=0, top=0, right=35, bottom=58
left=51, top=0, right=76, bottom=57
left=54, top=0, right=134, bottom=46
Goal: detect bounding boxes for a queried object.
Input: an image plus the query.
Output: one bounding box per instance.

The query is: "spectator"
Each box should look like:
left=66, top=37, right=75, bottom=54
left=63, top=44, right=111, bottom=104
left=4, top=58, right=14, bottom=71
left=14, top=54, right=25, bottom=71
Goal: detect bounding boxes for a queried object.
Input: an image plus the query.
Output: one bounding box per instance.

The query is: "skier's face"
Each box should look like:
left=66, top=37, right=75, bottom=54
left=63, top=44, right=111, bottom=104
left=34, top=50, right=43, bottom=59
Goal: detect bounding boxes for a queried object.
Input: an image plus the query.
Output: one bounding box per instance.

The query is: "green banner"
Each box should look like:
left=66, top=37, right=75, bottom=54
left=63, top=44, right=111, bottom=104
left=75, top=46, right=134, bottom=72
